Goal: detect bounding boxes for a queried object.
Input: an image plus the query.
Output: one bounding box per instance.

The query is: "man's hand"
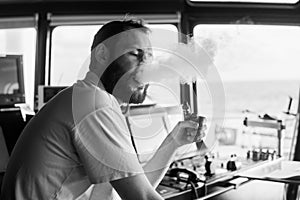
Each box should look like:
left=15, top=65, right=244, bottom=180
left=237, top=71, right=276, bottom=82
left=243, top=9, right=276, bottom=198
left=169, top=120, right=206, bottom=147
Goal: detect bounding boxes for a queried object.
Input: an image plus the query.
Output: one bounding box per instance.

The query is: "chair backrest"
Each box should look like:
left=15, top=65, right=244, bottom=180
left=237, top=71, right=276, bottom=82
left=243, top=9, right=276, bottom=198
left=0, top=126, right=9, bottom=173
left=0, top=109, right=26, bottom=155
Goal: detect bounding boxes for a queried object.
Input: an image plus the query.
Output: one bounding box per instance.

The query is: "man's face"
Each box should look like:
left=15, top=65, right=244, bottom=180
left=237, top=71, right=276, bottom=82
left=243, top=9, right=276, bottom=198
left=101, top=29, right=153, bottom=104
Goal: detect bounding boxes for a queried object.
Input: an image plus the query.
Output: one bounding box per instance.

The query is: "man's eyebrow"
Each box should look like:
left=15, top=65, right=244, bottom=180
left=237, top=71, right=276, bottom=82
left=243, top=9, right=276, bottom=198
left=125, top=45, right=152, bottom=50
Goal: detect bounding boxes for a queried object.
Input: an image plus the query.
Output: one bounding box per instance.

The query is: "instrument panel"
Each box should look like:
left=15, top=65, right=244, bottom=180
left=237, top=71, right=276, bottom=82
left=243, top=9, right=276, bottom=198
left=157, top=146, right=279, bottom=200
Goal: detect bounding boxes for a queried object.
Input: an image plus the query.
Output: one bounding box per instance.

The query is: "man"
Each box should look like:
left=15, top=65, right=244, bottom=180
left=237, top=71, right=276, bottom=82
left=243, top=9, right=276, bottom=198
left=1, top=20, right=205, bottom=200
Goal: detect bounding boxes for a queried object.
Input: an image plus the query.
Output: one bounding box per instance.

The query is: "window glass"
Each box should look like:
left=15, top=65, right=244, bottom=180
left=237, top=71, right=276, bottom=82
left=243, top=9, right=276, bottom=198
left=0, top=28, right=36, bottom=110
left=194, top=25, right=300, bottom=159
left=50, top=25, right=101, bottom=86
left=50, top=24, right=178, bottom=86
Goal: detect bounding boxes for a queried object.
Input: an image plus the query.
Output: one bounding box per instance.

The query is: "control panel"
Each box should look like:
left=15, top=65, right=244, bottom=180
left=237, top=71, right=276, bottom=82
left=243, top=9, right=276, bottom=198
left=157, top=148, right=278, bottom=200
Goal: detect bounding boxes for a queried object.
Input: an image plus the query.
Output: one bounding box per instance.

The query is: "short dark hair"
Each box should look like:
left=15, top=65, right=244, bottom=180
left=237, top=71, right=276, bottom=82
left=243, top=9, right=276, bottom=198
left=91, top=19, right=150, bottom=51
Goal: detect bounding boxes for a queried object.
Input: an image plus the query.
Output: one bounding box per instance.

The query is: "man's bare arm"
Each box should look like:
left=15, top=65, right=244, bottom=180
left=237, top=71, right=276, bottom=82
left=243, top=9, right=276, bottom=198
left=111, top=174, right=164, bottom=200
left=111, top=120, right=204, bottom=199
left=110, top=136, right=177, bottom=200
left=143, top=120, right=205, bottom=188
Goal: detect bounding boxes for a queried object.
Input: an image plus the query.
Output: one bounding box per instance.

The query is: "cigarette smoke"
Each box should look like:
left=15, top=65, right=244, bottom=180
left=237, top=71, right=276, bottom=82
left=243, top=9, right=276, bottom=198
left=141, top=30, right=214, bottom=83
left=138, top=28, right=217, bottom=105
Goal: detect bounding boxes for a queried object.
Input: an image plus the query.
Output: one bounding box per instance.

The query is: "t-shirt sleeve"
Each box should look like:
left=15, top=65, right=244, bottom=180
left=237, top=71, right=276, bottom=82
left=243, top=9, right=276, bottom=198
left=73, top=106, right=144, bottom=184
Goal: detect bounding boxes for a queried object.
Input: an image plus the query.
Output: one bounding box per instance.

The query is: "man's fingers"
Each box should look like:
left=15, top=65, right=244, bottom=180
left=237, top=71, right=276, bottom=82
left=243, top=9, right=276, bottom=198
left=193, top=130, right=206, bottom=142
left=187, top=131, right=197, bottom=136
left=179, top=120, right=199, bottom=129
left=175, top=120, right=207, bottom=144
left=179, top=120, right=207, bottom=131
left=186, top=128, right=206, bottom=141
left=201, top=124, right=207, bottom=131
left=187, top=131, right=205, bottom=142
left=187, top=135, right=195, bottom=142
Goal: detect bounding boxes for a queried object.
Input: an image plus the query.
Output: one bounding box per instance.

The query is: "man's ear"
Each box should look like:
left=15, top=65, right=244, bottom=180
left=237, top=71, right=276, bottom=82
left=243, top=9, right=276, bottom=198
left=95, top=43, right=109, bottom=64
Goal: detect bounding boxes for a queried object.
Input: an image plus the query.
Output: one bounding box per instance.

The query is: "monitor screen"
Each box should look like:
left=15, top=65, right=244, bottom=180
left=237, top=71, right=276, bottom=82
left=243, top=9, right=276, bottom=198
left=0, top=55, right=25, bottom=107
left=38, top=86, right=67, bottom=110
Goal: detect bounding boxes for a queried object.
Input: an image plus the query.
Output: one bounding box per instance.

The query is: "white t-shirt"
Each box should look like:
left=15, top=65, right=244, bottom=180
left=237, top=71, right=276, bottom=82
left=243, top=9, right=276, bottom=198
left=1, top=71, right=143, bottom=200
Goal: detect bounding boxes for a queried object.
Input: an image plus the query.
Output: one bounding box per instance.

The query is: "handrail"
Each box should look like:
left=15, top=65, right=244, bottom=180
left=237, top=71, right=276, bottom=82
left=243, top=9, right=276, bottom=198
left=195, top=185, right=235, bottom=200
left=195, top=177, right=251, bottom=200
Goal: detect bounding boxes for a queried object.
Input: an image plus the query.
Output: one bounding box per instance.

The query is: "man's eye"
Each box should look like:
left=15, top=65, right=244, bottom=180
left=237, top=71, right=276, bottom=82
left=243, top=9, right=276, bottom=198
left=129, top=50, right=140, bottom=57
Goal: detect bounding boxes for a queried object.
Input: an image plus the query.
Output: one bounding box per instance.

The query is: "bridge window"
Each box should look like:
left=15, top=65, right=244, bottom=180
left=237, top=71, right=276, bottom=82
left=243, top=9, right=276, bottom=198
left=50, top=25, right=101, bottom=86
left=194, top=24, right=300, bottom=158
left=50, top=24, right=178, bottom=87
left=0, top=27, right=36, bottom=109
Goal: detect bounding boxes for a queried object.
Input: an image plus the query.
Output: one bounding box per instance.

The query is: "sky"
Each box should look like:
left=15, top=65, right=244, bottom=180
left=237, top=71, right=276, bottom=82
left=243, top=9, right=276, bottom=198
left=194, top=24, right=300, bottom=82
